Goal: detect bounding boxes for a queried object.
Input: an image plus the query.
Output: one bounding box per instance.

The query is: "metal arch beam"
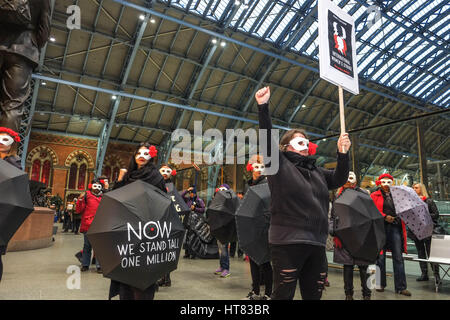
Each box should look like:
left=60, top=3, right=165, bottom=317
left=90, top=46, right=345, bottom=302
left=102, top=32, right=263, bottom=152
left=95, top=13, right=151, bottom=176
left=391, top=48, right=447, bottom=91
left=46, top=11, right=448, bottom=115
left=42, top=64, right=450, bottom=141
left=111, top=0, right=450, bottom=115
left=163, top=4, right=240, bottom=163
left=358, top=0, right=440, bottom=75
left=288, top=77, right=320, bottom=124
left=426, top=83, right=450, bottom=104
left=354, top=0, right=449, bottom=52
left=31, top=74, right=448, bottom=162
left=225, top=5, right=320, bottom=131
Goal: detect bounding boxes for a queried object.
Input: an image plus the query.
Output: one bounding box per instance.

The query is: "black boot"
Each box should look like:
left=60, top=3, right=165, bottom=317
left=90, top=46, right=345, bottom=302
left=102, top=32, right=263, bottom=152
left=416, top=273, right=429, bottom=281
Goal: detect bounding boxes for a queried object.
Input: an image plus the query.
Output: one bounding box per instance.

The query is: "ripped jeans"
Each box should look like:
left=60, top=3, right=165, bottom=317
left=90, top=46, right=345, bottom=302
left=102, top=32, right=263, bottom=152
left=270, top=243, right=327, bottom=300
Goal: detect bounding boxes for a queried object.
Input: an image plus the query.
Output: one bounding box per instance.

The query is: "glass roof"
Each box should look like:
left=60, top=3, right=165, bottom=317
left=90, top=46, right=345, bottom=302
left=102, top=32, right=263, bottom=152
left=159, top=0, right=449, bottom=108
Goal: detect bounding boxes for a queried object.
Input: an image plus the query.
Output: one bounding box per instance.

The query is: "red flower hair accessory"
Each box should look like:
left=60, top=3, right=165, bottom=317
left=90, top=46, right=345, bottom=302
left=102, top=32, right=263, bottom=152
left=0, top=127, right=20, bottom=142
left=149, top=145, right=158, bottom=158
left=308, top=142, right=318, bottom=156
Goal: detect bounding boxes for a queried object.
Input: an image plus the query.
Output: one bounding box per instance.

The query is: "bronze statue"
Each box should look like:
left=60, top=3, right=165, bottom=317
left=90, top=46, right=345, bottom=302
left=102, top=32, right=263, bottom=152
left=0, top=0, right=51, bottom=133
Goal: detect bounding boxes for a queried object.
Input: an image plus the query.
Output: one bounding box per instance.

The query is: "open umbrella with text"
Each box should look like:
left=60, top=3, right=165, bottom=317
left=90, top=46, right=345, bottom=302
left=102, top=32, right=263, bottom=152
left=87, top=180, right=185, bottom=291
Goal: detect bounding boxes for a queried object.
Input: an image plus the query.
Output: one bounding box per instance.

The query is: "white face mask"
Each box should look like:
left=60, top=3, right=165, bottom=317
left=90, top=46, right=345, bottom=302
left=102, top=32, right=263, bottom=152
left=289, top=137, right=309, bottom=152
left=380, top=178, right=393, bottom=187
left=348, top=172, right=356, bottom=184
left=0, top=134, right=14, bottom=147
left=252, top=163, right=265, bottom=173
left=159, top=168, right=172, bottom=176
left=136, top=148, right=151, bottom=161
left=91, top=183, right=103, bottom=191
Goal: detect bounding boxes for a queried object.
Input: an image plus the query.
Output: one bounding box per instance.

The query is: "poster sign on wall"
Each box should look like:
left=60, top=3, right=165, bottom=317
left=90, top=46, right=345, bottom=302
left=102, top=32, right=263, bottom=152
left=319, top=0, right=359, bottom=95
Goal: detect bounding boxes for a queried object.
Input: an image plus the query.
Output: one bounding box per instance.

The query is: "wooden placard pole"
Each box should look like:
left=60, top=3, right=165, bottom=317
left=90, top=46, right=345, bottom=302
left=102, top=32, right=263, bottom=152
left=338, top=85, right=346, bottom=153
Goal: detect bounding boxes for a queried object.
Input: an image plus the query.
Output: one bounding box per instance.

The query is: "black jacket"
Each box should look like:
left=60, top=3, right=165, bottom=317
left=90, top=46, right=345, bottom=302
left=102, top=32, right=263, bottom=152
left=258, top=103, right=349, bottom=247
left=0, top=0, right=51, bottom=66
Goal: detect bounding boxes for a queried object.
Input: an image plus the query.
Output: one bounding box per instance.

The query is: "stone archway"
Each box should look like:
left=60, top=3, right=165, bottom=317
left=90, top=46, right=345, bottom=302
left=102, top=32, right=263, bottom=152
left=65, top=150, right=95, bottom=169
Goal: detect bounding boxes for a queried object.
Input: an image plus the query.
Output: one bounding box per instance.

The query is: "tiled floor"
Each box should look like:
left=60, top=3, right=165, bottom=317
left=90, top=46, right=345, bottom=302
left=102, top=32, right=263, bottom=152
left=0, top=223, right=449, bottom=300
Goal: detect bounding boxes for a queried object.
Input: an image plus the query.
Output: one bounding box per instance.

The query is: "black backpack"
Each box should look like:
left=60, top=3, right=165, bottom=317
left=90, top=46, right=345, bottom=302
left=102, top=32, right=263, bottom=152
left=0, top=0, right=32, bottom=26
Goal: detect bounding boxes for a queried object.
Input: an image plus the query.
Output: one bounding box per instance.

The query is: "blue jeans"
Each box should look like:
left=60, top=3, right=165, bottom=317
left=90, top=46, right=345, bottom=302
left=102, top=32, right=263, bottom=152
left=82, top=233, right=100, bottom=269
left=218, top=241, right=230, bottom=270
left=376, top=223, right=407, bottom=292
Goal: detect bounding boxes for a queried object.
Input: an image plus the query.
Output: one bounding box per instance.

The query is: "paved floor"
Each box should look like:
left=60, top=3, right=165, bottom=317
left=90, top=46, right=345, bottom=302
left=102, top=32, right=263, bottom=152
left=0, top=223, right=449, bottom=300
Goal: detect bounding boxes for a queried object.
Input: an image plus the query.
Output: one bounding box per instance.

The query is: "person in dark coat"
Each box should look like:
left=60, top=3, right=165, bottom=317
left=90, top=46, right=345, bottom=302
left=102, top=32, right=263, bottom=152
left=108, top=142, right=166, bottom=300
left=412, top=182, right=441, bottom=283
left=243, top=155, right=273, bottom=300
left=181, top=186, right=205, bottom=259
left=0, top=0, right=51, bottom=132
left=371, top=173, right=411, bottom=296
left=331, top=171, right=371, bottom=300
left=0, top=127, right=22, bottom=282
left=255, top=87, right=350, bottom=300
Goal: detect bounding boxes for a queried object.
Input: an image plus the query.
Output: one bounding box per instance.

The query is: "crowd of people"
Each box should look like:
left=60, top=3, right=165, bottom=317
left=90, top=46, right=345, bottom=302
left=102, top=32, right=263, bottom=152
left=0, top=86, right=445, bottom=301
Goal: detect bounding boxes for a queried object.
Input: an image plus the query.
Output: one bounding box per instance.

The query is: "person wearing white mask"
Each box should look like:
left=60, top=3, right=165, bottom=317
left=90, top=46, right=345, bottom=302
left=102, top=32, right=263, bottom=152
left=243, top=155, right=273, bottom=300
left=0, top=127, right=21, bottom=283
left=109, top=142, right=166, bottom=300
left=255, top=86, right=350, bottom=300
left=371, top=173, right=411, bottom=296
left=331, top=171, right=372, bottom=300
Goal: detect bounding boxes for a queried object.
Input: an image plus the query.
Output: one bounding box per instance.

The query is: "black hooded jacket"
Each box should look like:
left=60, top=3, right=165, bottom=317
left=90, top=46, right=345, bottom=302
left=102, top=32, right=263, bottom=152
left=258, top=103, right=349, bottom=247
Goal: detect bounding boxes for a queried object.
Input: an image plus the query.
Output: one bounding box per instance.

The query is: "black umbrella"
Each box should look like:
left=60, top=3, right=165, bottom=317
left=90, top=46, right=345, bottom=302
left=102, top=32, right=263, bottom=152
left=235, top=183, right=271, bottom=265
left=206, top=189, right=240, bottom=243
left=166, top=182, right=190, bottom=216
left=333, top=189, right=385, bottom=263
left=0, top=159, right=34, bottom=247
left=87, top=180, right=185, bottom=291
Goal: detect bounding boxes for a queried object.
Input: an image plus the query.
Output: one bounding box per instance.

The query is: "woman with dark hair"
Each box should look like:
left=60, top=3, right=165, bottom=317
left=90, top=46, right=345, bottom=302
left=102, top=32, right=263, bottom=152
left=108, top=142, right=166, bottom=300
left=412, top=182, right=441, bottom=284
left=244, top=154, right=273, bottom=300
left=0, top=127, right=22, bottom=283
left=255, top=87, right=350, bottom=300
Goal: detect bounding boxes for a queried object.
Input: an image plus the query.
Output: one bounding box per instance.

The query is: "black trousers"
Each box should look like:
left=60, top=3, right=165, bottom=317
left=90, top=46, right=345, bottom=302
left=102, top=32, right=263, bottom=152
left=249, top=258, right=273, bottom=296
left=119, top=283, right=156, bottom=300
left=72, top=219, right=81, bottom=233
left=0, top=53, right=33, bottom=132
left=343, top=265, right=371, bottom=297
left=270, top=244, right=327, bottom=300
left=230, top=242, right=243, bottom=257
left=413, top=237, right=439, bottom=276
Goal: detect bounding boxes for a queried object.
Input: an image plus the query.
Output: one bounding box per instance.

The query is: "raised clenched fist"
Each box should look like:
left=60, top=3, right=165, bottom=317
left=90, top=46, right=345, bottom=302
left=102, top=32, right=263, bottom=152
left=255, top=86, right=270, bottom=105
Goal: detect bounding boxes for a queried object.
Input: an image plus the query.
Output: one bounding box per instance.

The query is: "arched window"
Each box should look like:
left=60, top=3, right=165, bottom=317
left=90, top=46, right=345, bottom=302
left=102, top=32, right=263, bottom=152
left=78, top=164, right=87, bottom=190
left=29, top=149, right=54, bottom=187
left=113, top=167, right=120, bottom=182
left=41, top=160, right=51, bottom=186
left=102, top=155, right=124, bottom=182
left=68, top=163, right=77, bottom=190
left=31, top=159, right=41, bottom=182
left=66, top=154, right=89, bottom=191
left=103, top=166, right=111, bottom=181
